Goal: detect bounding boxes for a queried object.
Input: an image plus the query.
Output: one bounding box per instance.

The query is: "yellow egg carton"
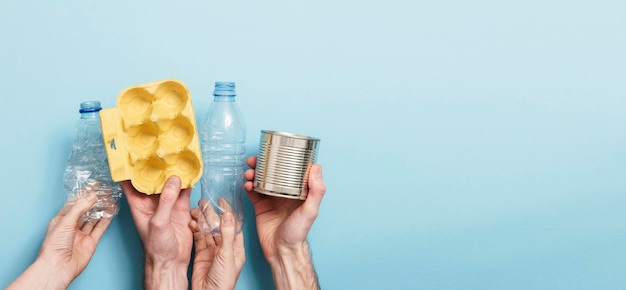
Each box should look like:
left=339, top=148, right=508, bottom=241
left=100, top=79, right=203, bottom=194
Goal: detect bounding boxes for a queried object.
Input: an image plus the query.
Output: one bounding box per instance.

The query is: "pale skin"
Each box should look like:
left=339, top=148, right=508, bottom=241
left=186, top=155, right=326, bottom=290
left=121, top=176, right=193, bottom=290
left=10, top=175, right=243, bottom=290
left=8, top=159, right=325, bottom=290
left=244, top=156, right=326, bottom=290
left=189, top=201, right=246, bottom=290
left=123, top=175, right=246, bottom=290
left=7, top=190, right=113, bottom=290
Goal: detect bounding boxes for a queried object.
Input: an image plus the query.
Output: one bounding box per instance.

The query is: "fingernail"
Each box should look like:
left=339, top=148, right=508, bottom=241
left=169, top=175, right=181, bottom=185
left=163, top=176, right=181, bottom=193
left=223, top=212, right=233, bottom=226
left=86, top=191, right=97, bottom=201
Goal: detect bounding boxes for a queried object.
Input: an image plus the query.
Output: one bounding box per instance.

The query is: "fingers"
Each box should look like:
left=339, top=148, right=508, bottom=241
left=246, top=155, right=257, bottom=169
left=84, top=198, right=117, bottom=238
left=199, top=198, right=220, bottom=235
left=190, top=207, right=200, bottom=222
left=47, top=198, right=77, bottom=233
left=243, top=168, right=259, bottom=201
left=58, top=191, right=98, bottom=231
left=244, top=158, right=265, bottom=206
left=151, top=176, right=182, bottom=229
left=218, top=197, right=233, bottom=213
left=190, top=207, right=209, bottom=238
left=244, top=167, right=265, bottom=206
left=243, top=180, right=254, bottom=193
left=191, top=222, right=208, bottom=250
left=88, top=217, right=113, bottom=241
left=190, top=207, right=216, bottom=254
left=198, top=198, right=210, bottom=212
left=80, top=219, right=99, bottom=234
left=244, top=168, right=255, bottom=183
left=190, top=210, right=210, bottom=252
left=302, top=164, right=326, bottom=220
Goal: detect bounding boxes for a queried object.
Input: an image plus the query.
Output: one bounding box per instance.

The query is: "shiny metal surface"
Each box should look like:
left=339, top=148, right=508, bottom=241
left=253, top=130, right=320, bottom=199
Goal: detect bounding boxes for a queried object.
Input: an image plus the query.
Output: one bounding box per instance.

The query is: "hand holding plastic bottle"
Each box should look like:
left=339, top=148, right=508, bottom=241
left=244, top=156, right=326, bottom=290
left=189, top=198, right=245, bottom=290
left=7, top=190, right=112, bottom=290
left=121, top=176, right=192, bottom=290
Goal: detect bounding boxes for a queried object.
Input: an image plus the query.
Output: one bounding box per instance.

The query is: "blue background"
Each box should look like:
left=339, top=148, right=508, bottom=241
left=1, top=1, right=625, bottom=289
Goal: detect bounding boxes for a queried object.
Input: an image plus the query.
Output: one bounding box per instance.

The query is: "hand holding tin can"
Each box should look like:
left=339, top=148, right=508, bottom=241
left=253, top=130, right=321, bottom=200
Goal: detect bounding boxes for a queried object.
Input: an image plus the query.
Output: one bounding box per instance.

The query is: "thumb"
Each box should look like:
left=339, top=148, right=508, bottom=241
left=302, top=164, right=326, bottom=220
left=152, top=176, right=182, bottom=228
left=218, top=212, right=236, bottom=254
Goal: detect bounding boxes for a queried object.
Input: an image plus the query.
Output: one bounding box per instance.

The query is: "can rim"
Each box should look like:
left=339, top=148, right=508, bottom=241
left=261, top=130, right=320, bottom=142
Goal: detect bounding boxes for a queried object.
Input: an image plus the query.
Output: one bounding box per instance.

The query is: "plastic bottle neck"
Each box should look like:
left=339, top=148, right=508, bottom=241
left=213, top=95, right=236, bottom=102
left=212, top=82, right=236, bottom=102
left=80, top=111, right=100, bottom=119
left=79, top=101, right=102, bottom=119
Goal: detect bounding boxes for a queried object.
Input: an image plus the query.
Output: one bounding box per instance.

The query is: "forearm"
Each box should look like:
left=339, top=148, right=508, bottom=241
left=6, top=259, right=68, bottom=290
left=144, top=260, right=188, bottom=290
left=268, top=242, right=319, bottom=290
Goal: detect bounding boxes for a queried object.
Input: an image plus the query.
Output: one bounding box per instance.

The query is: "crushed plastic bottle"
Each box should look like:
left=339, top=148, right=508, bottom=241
left=63, top=101, right=122, bottom=221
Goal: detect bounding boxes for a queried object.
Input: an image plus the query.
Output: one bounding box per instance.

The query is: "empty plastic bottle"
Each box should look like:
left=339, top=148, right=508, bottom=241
left=199, top=82, right=246, bottom=235
left=63, top=101, right=122, bottom=221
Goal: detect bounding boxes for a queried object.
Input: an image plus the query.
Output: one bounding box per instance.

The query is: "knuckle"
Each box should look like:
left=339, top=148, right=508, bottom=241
left=149, top=216, right=168, bottom=229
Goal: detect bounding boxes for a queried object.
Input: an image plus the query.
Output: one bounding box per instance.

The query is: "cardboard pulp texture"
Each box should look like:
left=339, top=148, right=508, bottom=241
left=100, top=79, right=202, bottom=194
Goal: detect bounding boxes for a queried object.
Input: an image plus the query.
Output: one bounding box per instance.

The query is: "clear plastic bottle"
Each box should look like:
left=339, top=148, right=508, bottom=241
left=63, top=101, right=122, bottom=221
left=199, top=82, right=246, bottom=235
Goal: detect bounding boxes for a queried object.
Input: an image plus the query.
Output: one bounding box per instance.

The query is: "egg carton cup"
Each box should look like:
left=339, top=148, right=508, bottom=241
left=100, top=79, right=203, bottom=194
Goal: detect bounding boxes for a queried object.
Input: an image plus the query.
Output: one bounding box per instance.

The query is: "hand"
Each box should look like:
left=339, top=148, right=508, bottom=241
left=121, top=176, right=192, bottom=290
left=244, top=156, right=326, bottom=290
left=7, top=189, right=112, bottom=290
left=189, top=198, right=245, bottom=290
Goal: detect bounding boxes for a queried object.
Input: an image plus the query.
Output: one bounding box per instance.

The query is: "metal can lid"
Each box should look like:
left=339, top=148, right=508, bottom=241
left=261, top=130, right=320, bottom=142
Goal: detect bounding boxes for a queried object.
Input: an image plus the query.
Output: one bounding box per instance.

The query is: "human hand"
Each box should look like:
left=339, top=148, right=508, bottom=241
left=189, top=199, right=245, bottom=290
left=121, top=176, right=192, bottom=290
left=244, top=156, right=326, bottom=290
left=7, top=188, right=112, bottom=290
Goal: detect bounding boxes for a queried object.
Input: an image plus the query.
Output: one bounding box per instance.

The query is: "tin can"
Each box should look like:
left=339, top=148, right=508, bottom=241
left=254, top=130, right=320, bottom=200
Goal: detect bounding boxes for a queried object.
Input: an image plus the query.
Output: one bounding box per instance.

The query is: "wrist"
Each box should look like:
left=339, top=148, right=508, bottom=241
left=144, top=259, right=189, bottom=290
left=268, top=241, right=319, bottom=290
left=33, top=257, right=73, bottom=289
left=7, top=258, right=69, bottom=290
